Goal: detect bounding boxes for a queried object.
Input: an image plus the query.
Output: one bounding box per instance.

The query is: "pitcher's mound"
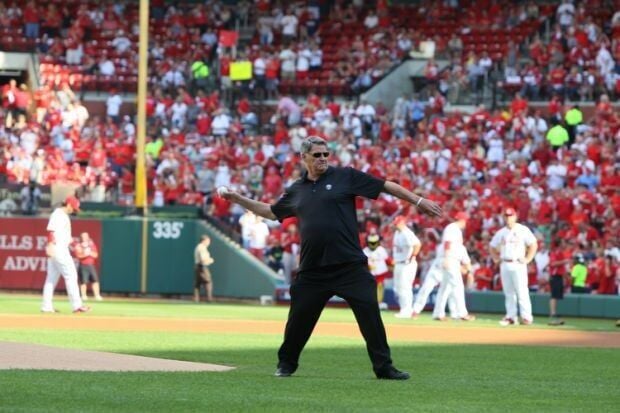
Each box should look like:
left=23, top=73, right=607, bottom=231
left=0, top=341, right=235, bottom=372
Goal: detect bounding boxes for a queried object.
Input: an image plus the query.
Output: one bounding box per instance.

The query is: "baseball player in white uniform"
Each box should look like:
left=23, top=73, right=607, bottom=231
left=363, top=234, right=390, bottom=310
left=412, top=244, right=459, bottom=317
left=391, top=216, right=421, bottom=318
left=41, top=195, right=90, bottom=313
left=490, top=207, right=538, bottom=325
left=432, top=212, right=476, bottom=321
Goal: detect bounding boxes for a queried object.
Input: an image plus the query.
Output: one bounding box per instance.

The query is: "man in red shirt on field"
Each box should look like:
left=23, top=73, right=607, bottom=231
left=548, top=239, right=572, bottom=325
left=474, top=260, right=494, bottom=291
left=75, top=232, right=102, bottom=302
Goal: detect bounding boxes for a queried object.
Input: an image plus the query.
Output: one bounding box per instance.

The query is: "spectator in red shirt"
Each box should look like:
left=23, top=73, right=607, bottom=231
left=264, top=52, right=280, bottom=100
left=510, top=92, right=528, bottom=117
left=547, top=94, right=564, bottom=124
left=598, top=254, right=618, bottom=295
left=263, top=166, right=283, bottom=197
left=23, top=1, right=40, bottom=39
left=14, top=84, right=31, bottom=120
left=548, top=64, right=566, bottom=97
left=219, top=52, right=232, bottom=103
left=569, top=203, right=588, bottom=228
left=42, top=3, right=63, bottom=38
left=555, top=192, right=574, bottom=222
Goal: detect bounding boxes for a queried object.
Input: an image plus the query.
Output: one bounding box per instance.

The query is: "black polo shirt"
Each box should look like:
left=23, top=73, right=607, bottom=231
left=271, top=166, right=385, bottom=272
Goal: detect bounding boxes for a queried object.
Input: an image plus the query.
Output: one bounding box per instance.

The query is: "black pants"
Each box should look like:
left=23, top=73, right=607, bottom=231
left=79, top=264, right=99, bottom=283
left=550, top=275, right=564, bottom=299
left=277, top=261, right=393, bottom=374
left=567, top=124, right=577, bottom=146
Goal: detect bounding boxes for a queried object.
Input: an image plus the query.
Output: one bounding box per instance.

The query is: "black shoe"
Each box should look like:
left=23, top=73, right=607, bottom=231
left=548, top=318, right=565, bottom=326
left=376, top=366, right=410, bottom=380
left=274, top=367, right=294, bottom=377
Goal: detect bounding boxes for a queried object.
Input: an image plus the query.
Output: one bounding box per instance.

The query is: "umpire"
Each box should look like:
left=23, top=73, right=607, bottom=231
left=220, top=136, right=442, bottom=379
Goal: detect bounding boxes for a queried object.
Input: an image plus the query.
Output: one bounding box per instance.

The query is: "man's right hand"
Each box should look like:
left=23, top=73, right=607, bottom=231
left=217, top=186, right=237, bottom=201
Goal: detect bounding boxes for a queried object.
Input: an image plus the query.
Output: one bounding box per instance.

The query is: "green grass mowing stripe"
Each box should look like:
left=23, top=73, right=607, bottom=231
left=1, top=295, right=618, bottom=332
left=0, top=332, right=620, bottom=412
left=1, top=329, right=619, bottom=412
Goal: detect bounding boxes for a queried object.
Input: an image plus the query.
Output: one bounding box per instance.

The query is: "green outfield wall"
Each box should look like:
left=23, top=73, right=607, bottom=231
left=195, top=221, right=283, bottom=298
left=98, top=217, right=280, bottom=298
left=100, top=218, right=142, bottom=293
left=465, top=291, right=620, bottom=319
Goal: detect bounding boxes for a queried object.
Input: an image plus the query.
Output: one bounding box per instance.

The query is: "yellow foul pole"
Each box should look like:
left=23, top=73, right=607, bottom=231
left=136, top=0, right=150, bottom=293
left=135, top=0, right=149, bottom=213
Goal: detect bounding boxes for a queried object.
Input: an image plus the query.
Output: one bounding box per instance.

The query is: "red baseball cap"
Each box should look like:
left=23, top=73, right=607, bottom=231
left=504, top=207, right=516, bottom=216
left=65, top=195, right=81, bottom=212
left=454, top=211, right=469, bottom=221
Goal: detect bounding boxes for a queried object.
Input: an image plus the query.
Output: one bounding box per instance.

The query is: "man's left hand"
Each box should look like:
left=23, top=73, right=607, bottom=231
left=416, top=198, right=442, bottom=217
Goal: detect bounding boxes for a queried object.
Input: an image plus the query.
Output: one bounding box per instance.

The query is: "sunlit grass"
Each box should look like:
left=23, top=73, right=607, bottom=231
left=1, top=294, right=619, bottom=412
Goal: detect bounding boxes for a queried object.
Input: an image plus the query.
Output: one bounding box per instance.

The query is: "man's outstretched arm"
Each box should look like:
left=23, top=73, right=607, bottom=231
left=218, top=188, right=278, bottom=220
left=383, top=181, right=442, bottom=217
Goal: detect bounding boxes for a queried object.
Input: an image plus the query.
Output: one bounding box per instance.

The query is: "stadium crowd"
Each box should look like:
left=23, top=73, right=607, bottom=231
left=1, top=0, right=617, bottom=99
left=498, top=0, right=620, bottom=102
left=0, top=0, right=619, bottom=297
left=2, top=79, right=618, bottom=295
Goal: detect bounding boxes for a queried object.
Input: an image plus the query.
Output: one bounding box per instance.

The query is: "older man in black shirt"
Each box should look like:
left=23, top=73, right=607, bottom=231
left=219, top=136, right=442, bottom=380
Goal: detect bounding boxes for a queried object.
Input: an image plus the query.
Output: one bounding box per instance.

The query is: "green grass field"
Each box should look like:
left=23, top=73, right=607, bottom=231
left=1, top=295, right=619, bottom=413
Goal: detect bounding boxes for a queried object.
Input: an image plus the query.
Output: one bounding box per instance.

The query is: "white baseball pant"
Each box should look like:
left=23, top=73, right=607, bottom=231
left=282, top=251, right=296, bottom=284
left=412, top=261, right=456, bottom=315
left=393, top=261, right=417, bottom=315
left=432, top=260, right=469, bottom=319
left=41, top=249, right=84, bottom=312
left=500, top=262, right=533, bottom=322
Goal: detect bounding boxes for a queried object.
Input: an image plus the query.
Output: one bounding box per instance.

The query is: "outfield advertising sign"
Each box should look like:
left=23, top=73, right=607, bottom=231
left=0, top=217, right=102, bottom=290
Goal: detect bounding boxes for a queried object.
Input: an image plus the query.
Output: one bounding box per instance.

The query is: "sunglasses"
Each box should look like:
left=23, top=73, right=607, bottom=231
left=310, top=152, right=330, bottom=158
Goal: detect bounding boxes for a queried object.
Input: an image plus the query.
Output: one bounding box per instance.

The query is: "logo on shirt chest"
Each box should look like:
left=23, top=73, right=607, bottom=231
left=325, top=184, right=332, bottom=190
